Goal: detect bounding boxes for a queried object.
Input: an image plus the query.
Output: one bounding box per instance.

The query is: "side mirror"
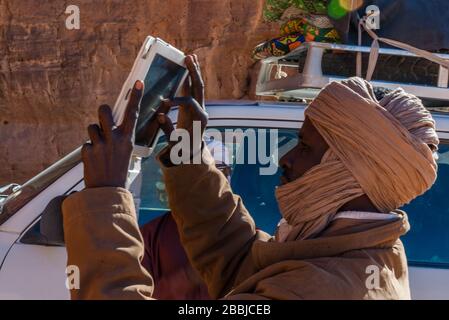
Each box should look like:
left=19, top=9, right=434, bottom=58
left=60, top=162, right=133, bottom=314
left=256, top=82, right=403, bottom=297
left=21, top=195, right=66, bottom=246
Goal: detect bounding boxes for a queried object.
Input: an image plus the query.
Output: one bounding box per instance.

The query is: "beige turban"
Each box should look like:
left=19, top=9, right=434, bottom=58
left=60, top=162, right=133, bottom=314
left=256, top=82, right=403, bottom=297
left=275, top=77, right=439, bottom=242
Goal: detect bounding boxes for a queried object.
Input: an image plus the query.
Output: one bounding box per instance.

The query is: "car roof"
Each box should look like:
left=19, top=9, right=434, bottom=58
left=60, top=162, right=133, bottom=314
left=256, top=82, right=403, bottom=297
left=205, top=100, right=449, bottom=134
left=206, top=100, right=305, bottom=108
left=206, top=100, right=449, bottom=133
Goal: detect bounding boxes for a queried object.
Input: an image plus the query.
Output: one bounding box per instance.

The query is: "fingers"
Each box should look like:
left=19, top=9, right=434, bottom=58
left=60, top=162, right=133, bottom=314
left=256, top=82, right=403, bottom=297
left=136, top=97, right=174, bottom=146
left=157, top=113, right=175, bottom=139
left=87, top=124, right=102, bottom=144
left=158, top=99, right=173, bottom=115
left=185, top=55, right=205, bottom=107
left=98, top=104, right=115, bottom=140
left=81, top=142, right=92, bottom=161
left=165, top=97, right=208, bottom=124
left=119, top=80, right=144, bottom=136
left=192, top=54, right=200, bottom=66
left=181, top=75, right=193, bottom=97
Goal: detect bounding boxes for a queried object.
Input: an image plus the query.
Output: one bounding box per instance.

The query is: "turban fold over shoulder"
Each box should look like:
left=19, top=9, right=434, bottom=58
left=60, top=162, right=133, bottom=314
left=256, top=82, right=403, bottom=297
left=275, top=77, right=438, bottom=242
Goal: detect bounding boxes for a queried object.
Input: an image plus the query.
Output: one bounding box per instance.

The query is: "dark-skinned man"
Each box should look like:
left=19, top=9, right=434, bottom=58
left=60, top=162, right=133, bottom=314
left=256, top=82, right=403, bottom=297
left=62, top=55, right=438, bottom=299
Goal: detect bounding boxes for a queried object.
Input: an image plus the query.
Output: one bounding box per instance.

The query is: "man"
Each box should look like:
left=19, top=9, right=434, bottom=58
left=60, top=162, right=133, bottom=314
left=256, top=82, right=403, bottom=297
left=62, top=55, right=438, bottom=299
left=140, top=137, right=230, bottom=300
left=140, top=212, right=209, bottom=300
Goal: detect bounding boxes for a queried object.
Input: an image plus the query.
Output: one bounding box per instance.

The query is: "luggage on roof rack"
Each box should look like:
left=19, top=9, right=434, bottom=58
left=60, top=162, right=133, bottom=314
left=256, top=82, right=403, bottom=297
left=256, top=41, right=449, bottom=107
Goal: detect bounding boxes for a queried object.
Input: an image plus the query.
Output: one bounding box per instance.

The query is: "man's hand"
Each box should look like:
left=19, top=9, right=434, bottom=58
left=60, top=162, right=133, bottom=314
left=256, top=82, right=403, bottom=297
left=82, top=80, right=144, bottom=189
left=157, top=55, right=208, bottom=158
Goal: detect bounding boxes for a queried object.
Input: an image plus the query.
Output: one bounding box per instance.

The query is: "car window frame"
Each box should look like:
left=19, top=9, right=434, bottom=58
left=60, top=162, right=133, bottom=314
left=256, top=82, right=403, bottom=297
left=405, top=138, right=449, bottom=269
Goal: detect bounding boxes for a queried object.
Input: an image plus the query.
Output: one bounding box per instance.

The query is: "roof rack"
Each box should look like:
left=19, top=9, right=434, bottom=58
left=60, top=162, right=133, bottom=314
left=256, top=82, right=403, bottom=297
left=256, top=41, right=449, bottom=102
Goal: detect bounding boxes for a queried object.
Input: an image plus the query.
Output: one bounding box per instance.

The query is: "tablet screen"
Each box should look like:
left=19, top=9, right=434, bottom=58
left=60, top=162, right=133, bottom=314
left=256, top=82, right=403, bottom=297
left=135, top=53, right=186, bottom=145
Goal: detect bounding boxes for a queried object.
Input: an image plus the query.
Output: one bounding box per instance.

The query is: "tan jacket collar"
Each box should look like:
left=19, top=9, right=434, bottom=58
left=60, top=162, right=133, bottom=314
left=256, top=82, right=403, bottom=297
left=252, top=210, right=410, bottom=270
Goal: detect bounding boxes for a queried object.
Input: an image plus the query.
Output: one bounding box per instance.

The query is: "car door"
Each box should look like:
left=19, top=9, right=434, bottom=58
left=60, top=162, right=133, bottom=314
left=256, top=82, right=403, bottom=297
left=0, top=160, right=83, bottom=299
left=0, top=153, right=143, bottom=299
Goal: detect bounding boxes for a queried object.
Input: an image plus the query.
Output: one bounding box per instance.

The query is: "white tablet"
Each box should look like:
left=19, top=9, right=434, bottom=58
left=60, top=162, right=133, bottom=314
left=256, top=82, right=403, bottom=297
left=112, top=36, right=188, bottom=153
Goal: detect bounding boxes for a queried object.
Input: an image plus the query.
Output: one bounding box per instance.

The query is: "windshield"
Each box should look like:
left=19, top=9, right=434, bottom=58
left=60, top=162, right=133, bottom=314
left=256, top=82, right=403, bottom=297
left=0, top=147, right=81, bottom=225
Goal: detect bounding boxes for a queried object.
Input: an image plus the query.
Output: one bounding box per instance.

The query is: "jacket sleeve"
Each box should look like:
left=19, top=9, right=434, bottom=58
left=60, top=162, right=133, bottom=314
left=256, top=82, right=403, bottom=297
left=159, top=148, right=271, bottom=298
left=62, top=187, right=154, bottom=300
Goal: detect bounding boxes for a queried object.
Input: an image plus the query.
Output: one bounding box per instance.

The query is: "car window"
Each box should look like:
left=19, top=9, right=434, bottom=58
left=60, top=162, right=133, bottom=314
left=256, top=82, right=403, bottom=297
left=138, top=127, right=298, bottom=234
left=139, top=137, right=171, bottom=224
left=401, top=142, right=449, bottom=267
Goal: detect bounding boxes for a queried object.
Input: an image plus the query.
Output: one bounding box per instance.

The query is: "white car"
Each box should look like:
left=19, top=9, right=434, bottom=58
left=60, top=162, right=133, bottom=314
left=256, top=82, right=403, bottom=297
left=0, top=100, right=449, bottom=299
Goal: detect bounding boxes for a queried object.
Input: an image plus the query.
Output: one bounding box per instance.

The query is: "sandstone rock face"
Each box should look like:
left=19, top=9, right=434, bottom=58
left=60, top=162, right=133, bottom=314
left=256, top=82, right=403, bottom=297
left=0, top=0, right=278, bottom=184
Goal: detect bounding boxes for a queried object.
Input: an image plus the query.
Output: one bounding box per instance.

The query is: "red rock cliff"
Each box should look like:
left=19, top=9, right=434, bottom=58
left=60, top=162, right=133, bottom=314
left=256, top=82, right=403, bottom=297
left=0, top=0, right=277, bottom=184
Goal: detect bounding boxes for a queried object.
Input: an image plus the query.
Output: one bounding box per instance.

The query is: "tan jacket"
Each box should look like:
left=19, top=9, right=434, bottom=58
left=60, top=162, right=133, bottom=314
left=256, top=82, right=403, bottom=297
left=62, top=151, right=411, bottom=300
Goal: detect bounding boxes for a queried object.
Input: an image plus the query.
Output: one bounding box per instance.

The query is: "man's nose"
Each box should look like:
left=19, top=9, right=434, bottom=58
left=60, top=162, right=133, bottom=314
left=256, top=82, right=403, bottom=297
left=279, top=150, right=292, bottom=171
